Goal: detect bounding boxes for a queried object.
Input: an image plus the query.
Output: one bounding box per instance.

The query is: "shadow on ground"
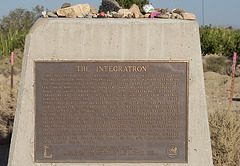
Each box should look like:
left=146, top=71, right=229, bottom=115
left=0, top=144, right=9, bottom=166
left=232, top=98, right=240, bottom=101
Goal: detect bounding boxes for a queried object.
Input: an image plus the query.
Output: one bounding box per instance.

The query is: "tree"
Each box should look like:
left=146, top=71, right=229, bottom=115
left=0, top=5, right=48, bottom=36
left=0, top=5, right=48, bottom=56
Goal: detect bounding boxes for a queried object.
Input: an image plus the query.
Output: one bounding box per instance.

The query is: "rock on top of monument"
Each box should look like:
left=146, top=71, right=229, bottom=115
left=102, top=0, right=121, bottom=13
left=47, top=11, right=58, bottom=18
left=49, top=3, right=195, bottom=20
left=155, top=13, right=170, bottom=19
left=54, top=3, right=90, bottom=18
left=117, top=4, right=144, bottom=18
left=90, top=6, right=98, bottom=14
left=171, top=8, right=196, bottom=20
left=171, top=8, right=186, bottom=14
left=112, top=12, right=124, bottom=18
left=180, top=12, right=196, bottom=20
left=152, top=8, right=195, bottom=20
left=155, top=8, right=168, bottom=14
left=61, top=3, right=71, bottom=9
left=117, top=9, right=132, bottom=18
left=129, top=4, right=143, bottom=17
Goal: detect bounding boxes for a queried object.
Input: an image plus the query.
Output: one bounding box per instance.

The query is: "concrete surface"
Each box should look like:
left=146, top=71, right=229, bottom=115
left=8, top=18, right=213, bottom=166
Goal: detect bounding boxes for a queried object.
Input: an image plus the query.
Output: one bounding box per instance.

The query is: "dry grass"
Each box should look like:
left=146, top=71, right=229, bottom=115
left=209, top=110, right=240, bottom=166
left=0, top=49, right=21, bottom=144
left=0, top=49, right=22, bottom=77
left=203, top=56, right=232, bottom=75
left=0, top=76, right=18, bottom=144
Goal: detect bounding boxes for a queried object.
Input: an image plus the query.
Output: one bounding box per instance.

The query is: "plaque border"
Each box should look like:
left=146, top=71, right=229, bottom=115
left=34, top=60, right=189, bottom=163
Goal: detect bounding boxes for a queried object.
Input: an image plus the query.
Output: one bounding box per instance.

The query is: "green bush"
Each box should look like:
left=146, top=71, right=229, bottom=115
left=209, top=110, right=240, bottom=166
left=200, top=25, right=240, bottom=57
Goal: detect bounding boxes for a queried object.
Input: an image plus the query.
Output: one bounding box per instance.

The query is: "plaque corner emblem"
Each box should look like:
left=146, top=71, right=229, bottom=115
left=43, top=145, right=53, bottom=159
left=166, top=144, right=179, bottom=158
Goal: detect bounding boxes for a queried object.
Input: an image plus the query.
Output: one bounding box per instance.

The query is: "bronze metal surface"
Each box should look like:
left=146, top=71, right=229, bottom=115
left=35, top=61, right=188, bottom=163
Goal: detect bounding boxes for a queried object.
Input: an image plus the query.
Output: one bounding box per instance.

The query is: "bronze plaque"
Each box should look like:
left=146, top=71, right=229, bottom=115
left=35, top=61, right=188, bottom=163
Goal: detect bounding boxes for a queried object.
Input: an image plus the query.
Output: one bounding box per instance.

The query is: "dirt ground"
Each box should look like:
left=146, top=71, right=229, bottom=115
left=0, top=73, right=19, bottom=166
left=0, top=54, right=239, bottom=165
left=205, top=71, right=240, bottom=114
left=0, top=51, right=22, bottom=166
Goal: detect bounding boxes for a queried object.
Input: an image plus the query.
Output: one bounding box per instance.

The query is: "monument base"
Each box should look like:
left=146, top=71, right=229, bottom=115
left=8, top=18, right=212, bottom=166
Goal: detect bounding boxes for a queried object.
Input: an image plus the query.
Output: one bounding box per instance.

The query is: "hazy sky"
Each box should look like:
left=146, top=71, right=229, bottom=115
left=0, top=0, right=239, bottom=28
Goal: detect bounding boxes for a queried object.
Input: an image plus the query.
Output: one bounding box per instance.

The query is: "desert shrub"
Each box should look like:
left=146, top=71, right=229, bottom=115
left=209, top=110, right=240, bottom=166
left=203, top=56, right=232, bottom=75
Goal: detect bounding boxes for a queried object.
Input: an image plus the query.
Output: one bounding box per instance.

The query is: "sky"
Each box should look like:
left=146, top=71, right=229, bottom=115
left=0, top=0, right=239, bottom=28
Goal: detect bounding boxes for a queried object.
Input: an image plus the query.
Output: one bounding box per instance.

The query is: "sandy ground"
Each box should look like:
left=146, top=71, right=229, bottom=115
left=0, top=56, right=239, bottom=165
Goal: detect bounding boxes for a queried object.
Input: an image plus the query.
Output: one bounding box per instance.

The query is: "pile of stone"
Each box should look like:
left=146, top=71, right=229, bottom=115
left=43, top=0, right=196, bottom=20
left=154, top=8, right=196, bottom=20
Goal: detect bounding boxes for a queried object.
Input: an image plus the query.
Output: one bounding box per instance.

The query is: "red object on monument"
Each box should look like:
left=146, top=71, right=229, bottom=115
left=100, top=12, right=105, bottom=17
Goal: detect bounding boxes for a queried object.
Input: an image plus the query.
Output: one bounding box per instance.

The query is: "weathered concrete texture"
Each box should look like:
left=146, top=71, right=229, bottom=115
left=8, top=19, right=213, bottom=166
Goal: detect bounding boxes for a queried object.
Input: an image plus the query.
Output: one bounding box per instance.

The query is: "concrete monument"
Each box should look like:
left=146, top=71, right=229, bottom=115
left=8, top=18, right=213, bottom=166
